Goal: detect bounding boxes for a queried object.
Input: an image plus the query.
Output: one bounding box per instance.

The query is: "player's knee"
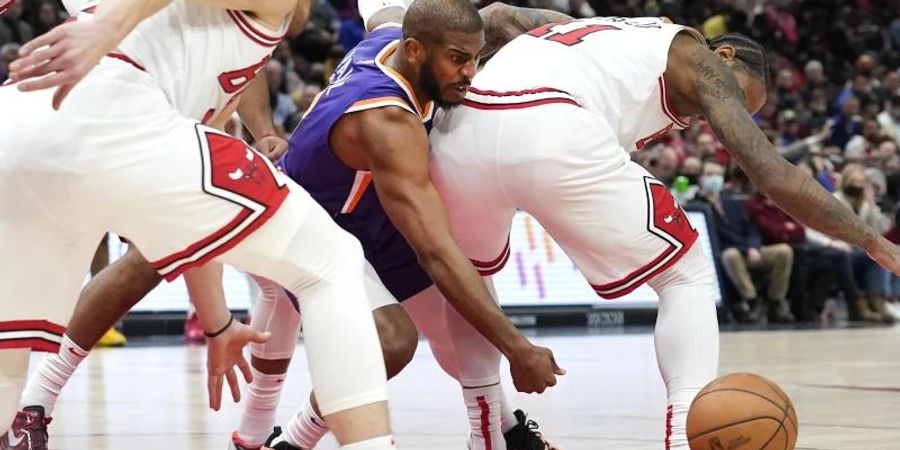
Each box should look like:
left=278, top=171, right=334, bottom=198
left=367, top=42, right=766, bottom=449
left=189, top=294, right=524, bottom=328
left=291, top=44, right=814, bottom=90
left=120, top=246, right=163, bottom=289
left=374, top=306, right=419, bottom=378
left=327, top=231, right=366, bottom=275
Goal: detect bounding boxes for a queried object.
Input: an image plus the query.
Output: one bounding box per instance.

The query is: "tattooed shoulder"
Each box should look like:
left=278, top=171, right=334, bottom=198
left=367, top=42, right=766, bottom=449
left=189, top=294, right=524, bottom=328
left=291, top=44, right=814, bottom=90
left=479, top=3, right=572, bottom=58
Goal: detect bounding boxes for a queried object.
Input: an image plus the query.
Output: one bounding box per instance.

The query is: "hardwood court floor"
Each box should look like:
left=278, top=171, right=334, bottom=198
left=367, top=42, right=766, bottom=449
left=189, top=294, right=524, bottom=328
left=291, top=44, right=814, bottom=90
left=38, top=325, right=900, bottom=449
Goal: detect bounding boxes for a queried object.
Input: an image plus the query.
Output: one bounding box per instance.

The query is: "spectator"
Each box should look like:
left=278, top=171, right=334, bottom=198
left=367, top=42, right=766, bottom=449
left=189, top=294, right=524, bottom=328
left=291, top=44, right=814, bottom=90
left=265, top=59, right=299, bottom=133
left=807, top=164, right=894, bottom=323
left=745, top=192, right=865, bottom=322
left=0, top=0, right=32, bottom=46
left=642, top=145, right=679, bottom=184
left=828, top=95, right=864, bottom=150
left=694, top=132, right=730, bottom=166
left=30, top=0, right=63, bottom=37
left=693, top=159, right=795, bottom=324
left=800, top=60, right=836, bottom=103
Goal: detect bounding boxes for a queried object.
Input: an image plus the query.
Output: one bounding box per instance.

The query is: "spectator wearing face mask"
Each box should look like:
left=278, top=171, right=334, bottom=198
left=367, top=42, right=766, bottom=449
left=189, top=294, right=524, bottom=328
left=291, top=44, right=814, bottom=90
left=693, top=158, right=795, bottom=324
left=806, top=164, right=894, bottom=323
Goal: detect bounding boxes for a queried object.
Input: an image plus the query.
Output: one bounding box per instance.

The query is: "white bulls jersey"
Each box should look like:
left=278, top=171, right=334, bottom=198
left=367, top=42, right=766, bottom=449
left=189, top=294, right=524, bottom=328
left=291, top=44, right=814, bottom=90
left=465, top=17, right=705, bottom=152
left=72, top=0, right=287, bottom=122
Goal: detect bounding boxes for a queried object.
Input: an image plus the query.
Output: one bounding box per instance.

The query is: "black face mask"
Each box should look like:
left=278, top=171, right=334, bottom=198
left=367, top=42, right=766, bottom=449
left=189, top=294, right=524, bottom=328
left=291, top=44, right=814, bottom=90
left=844, top=185, right=865, bottom=197
left=684, top=174, right=700, bottom=185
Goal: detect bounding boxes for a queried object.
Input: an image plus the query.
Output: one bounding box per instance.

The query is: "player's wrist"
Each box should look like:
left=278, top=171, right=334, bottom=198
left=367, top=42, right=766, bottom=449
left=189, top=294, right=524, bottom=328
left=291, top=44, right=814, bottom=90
left=203, top=314, right=234, bottom=338
left=498, top=332, right=533, bottom=360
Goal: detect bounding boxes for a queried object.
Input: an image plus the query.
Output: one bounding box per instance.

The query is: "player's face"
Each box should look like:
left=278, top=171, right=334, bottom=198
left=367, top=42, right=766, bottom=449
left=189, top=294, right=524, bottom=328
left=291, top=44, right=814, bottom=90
left=420, top=31, right=484, bottom=108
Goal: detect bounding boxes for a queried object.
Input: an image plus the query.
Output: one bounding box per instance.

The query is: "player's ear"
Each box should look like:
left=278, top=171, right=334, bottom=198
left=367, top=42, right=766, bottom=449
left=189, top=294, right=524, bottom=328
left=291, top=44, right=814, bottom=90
left=404, top=38, right=427, bottom=63
left=712, top=44, right=737, bottom=63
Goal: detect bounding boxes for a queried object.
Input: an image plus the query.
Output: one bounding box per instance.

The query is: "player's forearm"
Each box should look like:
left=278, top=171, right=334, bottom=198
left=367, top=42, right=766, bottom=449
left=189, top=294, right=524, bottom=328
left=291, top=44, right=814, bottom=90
left=691, top=48, right=880, bottom=249
left=184, top=262, right=232, bottom=335
left=95, top=0, right=173, bottom=43
left=479, top=2, right=571, bottom=58
left=385, top=189, right=530, bottom=356
left=237, top=75, right=278, bottom=140
left=418, top=241, right=531, bottom=356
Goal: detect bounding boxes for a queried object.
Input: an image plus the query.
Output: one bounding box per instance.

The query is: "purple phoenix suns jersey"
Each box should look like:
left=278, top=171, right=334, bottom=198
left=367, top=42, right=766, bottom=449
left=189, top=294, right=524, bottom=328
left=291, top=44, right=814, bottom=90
left=281, top=26, right=436, bottom=301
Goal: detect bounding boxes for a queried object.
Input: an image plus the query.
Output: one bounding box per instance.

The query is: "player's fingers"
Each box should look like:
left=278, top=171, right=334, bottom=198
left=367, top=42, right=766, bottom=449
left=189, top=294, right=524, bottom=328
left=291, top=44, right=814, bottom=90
left=250, top=331, right=270, bottom=344
left=551, top=356, right=566, bottom=375
left=545, top=374, right=557, bottom=388
left=226, top=367, right=241, bottom=403
left=16, top=27, right=62, bottom=60
left=52, top=84, right=74, bottom=110
left=208, top=373, right=223, bottom=411
left=18, top=70, right=75, bottom=93
left=8, top=45, right=64, bottom=81
left=238, top=356, right=253, bottom=384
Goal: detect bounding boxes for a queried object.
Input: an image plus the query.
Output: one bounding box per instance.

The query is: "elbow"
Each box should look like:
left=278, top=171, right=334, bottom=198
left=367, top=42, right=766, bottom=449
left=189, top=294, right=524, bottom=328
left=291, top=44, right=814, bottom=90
left=481, top=1, right=512, bottom=17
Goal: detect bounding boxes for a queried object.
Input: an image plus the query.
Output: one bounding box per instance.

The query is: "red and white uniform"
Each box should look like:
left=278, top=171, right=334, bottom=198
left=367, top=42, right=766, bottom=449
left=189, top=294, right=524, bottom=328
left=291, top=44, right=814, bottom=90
left=0, top=2, right=298, bottom=350
left=430, top=17, right=705, bottom=299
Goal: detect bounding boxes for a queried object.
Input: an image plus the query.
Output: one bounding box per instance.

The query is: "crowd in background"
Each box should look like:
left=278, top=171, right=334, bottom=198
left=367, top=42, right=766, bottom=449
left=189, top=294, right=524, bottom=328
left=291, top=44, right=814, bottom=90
left=3, top=0, right=900, bottom=327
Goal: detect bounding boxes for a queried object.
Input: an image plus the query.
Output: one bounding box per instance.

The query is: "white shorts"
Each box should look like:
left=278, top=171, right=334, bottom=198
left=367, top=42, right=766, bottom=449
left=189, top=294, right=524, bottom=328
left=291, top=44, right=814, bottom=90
left=430, top=101, right=698, bottom=299
left=0, top=58, right=298, bottom=351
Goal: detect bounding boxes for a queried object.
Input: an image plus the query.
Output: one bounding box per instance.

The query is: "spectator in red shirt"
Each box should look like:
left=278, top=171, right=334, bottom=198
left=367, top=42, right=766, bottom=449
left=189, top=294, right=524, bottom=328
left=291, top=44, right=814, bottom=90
left=745, top=192, right=875, bottom=322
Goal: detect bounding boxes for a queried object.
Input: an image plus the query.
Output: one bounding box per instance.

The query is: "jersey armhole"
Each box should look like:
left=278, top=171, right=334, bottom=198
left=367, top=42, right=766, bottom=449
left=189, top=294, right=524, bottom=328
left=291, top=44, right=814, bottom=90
left=345, top=97, right=418, bottom=116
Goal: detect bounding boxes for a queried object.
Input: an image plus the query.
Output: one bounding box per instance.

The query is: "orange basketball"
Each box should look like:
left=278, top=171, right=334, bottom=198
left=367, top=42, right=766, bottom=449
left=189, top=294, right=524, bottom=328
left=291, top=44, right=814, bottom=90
left=687, top=373, right=798, bottom=450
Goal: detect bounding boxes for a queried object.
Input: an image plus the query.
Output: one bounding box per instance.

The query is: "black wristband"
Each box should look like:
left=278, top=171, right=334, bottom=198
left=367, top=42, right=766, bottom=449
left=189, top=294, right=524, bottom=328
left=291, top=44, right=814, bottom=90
left=204, top=315, right=234, bottom=339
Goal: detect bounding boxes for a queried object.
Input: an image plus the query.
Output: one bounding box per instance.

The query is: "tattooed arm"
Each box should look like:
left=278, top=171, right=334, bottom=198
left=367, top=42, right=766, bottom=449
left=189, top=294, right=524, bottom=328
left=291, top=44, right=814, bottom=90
left=666, top=33, right=900, bottom=274
left=478, top=2, right=572, bottom=59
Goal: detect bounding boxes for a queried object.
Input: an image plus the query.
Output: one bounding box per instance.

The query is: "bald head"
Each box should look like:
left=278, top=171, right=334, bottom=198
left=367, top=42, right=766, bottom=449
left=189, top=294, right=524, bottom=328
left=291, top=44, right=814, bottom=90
left=403, top=0, right=483, bottom=45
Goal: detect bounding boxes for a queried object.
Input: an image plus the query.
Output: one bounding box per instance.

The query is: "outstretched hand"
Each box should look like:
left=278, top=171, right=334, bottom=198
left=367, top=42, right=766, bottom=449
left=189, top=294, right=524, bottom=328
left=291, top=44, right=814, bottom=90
left=206, top=319, right=270, bottom=411
left=8, top=18, right=120, bottom=109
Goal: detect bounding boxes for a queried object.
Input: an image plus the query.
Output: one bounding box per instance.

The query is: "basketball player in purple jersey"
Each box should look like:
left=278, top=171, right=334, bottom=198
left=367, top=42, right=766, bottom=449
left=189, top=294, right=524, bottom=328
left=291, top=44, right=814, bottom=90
left=7, top=2, right=571, bottom=450
left=243, top=2, right=572, bottom=449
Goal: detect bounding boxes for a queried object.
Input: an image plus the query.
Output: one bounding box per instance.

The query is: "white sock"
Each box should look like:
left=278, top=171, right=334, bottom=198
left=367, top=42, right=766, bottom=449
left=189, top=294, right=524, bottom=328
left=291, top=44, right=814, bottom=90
left=462, top=384, right=505, bottom=450
left=282, top=397, right=330, bottom=448
left=235, top=367, right=286, bottom=447
left=648, top=245, right=720, bottom=450
left=341, top=435, right=396, bottom=449
left=19, top=335, right=88, bottom=415
left=498, top=387, right=518, bottom=434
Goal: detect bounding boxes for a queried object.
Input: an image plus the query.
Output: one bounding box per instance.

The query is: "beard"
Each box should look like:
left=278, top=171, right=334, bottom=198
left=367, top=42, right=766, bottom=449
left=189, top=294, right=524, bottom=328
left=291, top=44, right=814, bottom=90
left=419, top=61, right=456, bottom=110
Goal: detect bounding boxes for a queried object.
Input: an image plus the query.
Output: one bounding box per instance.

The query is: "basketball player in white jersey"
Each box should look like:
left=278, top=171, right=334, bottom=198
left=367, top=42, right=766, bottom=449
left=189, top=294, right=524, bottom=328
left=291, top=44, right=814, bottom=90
left=6, top=3, right=570, bottom=450
left=0, top=1, right=400, bottom=448
left=429, top=16, right=900, bottom=450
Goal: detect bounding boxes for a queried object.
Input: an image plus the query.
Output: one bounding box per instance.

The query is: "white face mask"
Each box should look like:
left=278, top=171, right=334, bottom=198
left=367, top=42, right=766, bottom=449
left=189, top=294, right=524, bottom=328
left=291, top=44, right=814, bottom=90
left=701, top=174, right=725, bottom=194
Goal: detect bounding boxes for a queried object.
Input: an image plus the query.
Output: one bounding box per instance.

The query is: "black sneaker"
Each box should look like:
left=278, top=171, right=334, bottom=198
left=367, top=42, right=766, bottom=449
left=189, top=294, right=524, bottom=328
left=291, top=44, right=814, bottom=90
left=504, top=410, right=560, bottom=450
left=262, top=427, right=305, bottom=450
left=0, top=406, right=51, bottom=450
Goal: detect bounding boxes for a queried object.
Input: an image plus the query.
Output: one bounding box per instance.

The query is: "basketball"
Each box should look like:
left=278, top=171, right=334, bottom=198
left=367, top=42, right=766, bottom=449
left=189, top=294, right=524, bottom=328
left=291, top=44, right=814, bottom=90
left=687, top=373, right=798, bottom=450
